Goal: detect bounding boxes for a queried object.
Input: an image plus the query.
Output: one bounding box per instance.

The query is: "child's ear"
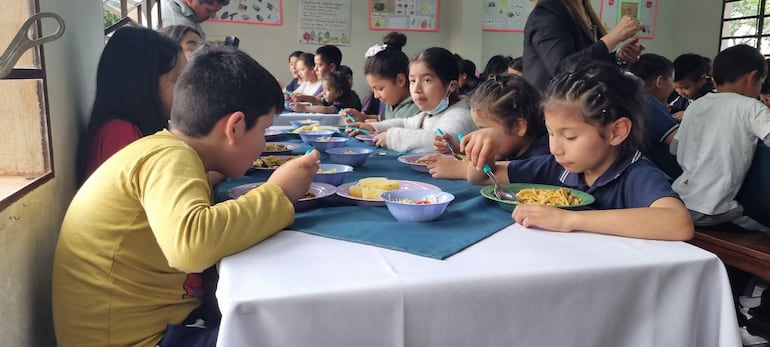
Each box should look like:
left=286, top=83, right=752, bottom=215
left=607, top=117, right=632, bottom=146
left=654, top=75, right=665, bottom=90
left=222, top=111, right=246, bottom=145
left=514, top=117, right=528, bottom=137
left=396, top=73, right=407, bottom=88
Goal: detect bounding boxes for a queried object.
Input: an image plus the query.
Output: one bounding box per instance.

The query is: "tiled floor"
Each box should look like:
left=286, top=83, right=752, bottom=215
left=741, top=282, right=769, bottom=347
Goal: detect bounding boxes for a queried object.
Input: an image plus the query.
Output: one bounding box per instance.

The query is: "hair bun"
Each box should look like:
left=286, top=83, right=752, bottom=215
left=382, top=32, right=406, bottom=50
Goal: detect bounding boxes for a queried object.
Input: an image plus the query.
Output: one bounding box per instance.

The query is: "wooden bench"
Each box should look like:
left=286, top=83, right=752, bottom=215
left=689, top=229, right=770, bottom=280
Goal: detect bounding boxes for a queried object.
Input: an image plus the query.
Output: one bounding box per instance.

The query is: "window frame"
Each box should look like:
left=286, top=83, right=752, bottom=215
left=720, top=0, right=770, bottom=54
left=0, top=0, right=55, bottom=211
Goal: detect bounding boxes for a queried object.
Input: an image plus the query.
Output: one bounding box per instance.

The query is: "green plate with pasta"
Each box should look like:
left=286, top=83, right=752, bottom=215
left=480, top=183, right=595, bottom=212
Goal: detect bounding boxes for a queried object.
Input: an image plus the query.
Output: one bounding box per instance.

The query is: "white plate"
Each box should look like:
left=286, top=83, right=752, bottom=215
left=228, top=182, right=337, bottom=210
left=336, top=180, right=442, bottom=206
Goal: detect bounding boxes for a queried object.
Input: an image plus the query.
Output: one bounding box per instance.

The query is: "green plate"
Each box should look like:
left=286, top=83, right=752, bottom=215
left=480, top=183, right=595, bottom=212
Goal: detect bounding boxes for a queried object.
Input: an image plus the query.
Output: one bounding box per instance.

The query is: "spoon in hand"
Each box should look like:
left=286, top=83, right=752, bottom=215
left=483, top=163, right=518, bottom=201
left=437, top=128, right=465, bottom=161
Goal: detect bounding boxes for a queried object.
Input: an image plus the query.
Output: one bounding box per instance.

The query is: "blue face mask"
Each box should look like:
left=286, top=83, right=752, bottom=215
left=426, top=82, right=455, bottom=115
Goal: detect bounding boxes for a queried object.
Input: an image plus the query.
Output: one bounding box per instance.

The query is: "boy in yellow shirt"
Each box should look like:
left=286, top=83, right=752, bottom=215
left=52, top=46, right=320, bottom=346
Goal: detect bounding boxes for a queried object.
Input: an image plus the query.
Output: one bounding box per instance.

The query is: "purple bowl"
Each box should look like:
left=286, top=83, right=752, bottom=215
left=381, top=189, right=455, bottom=222
left=289, top=119, right=320, bottom=128
left=325, top=147, right=374, bottom=167
left=299, top=130, right=335, bottom=144
left=355, top=134, right=376, bottom=145
left=227, top=182, right=337, bottom=211
left=313, top=163, right=353, bottom=186
left=310, top=136, right=349, bottom=152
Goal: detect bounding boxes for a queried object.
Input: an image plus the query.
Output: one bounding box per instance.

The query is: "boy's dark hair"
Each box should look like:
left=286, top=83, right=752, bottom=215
left=628, top=53, right=674, bottom=84
left=323, top=71, right=352, bottom=99
left=297, top=52, right=315, bottom=69
left=288, top=50, right=303, bottom=61
left=78, top=26, right=181, bottom=182
left=200, top=0, right=230, bottom=4
left=170, top=45, right=283, bottom=137
left=508, top=56, right=523, bottom=72
left=458, top=59, right=477, bottom=79
left=364, top=32, right=408, bottom=80
left=158, top=25, right=201, bottom=43
left=673, top=53, right=710, bottom=82
left=469, top=74, right=546, bottom=139
left=480, top=55, right=513, bottom=80
left=545, top=60, right=646, bottom=154
left=315, top=45, right=342, bottom=67
left=712, top=44, right=767, bottom=85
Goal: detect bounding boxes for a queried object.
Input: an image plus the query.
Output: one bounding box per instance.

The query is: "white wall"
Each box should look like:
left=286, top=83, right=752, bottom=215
left=0, top=0, right=103, bottom=345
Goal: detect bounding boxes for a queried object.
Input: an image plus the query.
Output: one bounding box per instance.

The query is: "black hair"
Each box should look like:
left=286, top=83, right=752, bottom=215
left=673, top=53, right=710, bottom=82
left=315, top=45, right=342, bottom=67
left=480, top=55, right=513, bottom=80
left=411, top=47, right=461, bottom=105
left=170, top=45, right=283, bottom=137
left=296, top=52, right=315, bottom=69
left=508, top=57, right=523, bottom=72
left=763, top=60, right=770, bottom=94
left=545, top=60, right=646, bottom=154
left=458, top=59, right=477, bottom=79
left=364, top=32, right=409, bottom=80
left=158, top=25, right=202, bottom=43
left=337, top=65, right=353, bottom=79
left=77, top=26, right=181, bottom=182
left=627, top=53, right=674, bottom=85
left=469, top=74, right=546, bottom=138
left=712, top=44, right=767, bottom=85
left=199, top=0, right=230, bottom=5
left=322, top=71, right=353, bottom=101
left=288, top=50, right=303, bottom=61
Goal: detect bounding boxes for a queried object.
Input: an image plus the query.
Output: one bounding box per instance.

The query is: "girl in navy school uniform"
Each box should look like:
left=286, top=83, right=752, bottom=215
left=424, top=74, right=549, bottom=179
left=462, top=60, right=694, bottom=241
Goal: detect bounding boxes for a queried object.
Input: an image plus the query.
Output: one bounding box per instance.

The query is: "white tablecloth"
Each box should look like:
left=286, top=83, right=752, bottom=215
left=216, top=224, right=741, bottom=347
left=274, top=112, right=343, bottom=126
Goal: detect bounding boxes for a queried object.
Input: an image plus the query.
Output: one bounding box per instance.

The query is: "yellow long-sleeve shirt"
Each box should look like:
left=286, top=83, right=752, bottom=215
left=52, top=130, right=294, bottom=346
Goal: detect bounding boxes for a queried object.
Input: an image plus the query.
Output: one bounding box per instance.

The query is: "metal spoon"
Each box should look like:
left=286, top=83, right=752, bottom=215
left=436, top=128, right=465, bottom=161
left=483, top=164, right=518, bottom=201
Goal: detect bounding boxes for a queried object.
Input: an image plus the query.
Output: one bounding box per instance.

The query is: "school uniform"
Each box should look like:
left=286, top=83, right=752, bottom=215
left=502, top=135, right=550, bottom=161
left=506, top=150, right=679, bottom=210
left=285, top=77, right=301, bottom=92
left=643, top=95, right=681, bottom=178
left=322, top=92, right=362, bottom=112
left=668, top=78, right=716, bottom=115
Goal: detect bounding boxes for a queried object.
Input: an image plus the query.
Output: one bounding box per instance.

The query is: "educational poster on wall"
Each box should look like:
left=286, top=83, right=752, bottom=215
left=299, top=0, right=352, bottom=46
left=599, top=0, right=657, bottom=39
left=208, top=0, right=282, bottom=25
left=369, top=0, right=440, bottom=32
left=482, top=0, right=537, bottom=32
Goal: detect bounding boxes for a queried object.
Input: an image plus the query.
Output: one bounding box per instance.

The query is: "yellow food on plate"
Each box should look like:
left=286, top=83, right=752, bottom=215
left=253, top=155, right=298, bottom=168
left=292, top=124, right=324, bottom=133
left=264, top=143, right=288, bottom=151
left=348, top=177, right=400, bottom=199
left=516, top=188, right=582, bottom=206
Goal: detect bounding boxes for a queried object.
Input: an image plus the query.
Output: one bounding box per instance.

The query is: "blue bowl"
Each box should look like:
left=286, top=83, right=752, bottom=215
left=299, top=130, right=335, bottom=144
left=325, top=147, right=373, bottom=167
left=289, top=119, right=320, bottom=128
left=313, top=163, right=353, bottom=186
left=310, top=137, right=349, bottom=152
left=381, top=189, right=455, bottom=222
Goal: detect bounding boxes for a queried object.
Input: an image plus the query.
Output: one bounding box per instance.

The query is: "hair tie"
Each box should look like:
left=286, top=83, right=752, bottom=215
left=365, top=43, right=388, bottom=58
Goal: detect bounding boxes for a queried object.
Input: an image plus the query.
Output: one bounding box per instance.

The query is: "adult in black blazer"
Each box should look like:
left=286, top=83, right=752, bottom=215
left=523, top=0, right=646, bottom=91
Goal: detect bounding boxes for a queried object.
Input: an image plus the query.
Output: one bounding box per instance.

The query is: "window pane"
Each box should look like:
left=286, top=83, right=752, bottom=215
left=0, top=79, right=47, bottom=175
left=0, top=2, right=39, bottom=70
left=722, top=17, right=760, bottom=36
left=761, top=36, right=770, bottom=55
left=764, top=16, right=770, bottom=34
left=721, top=37, right=758, bottom=51
left=725, top=0, right=760, bottom=19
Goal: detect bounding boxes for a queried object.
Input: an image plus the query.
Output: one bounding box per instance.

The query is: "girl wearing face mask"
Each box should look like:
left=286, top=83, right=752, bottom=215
left=347, top=47, right=477, bottom=153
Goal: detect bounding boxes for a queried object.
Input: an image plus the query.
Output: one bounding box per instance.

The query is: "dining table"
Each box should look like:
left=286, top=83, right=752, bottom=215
left=212, top=127, right=742, bottom=347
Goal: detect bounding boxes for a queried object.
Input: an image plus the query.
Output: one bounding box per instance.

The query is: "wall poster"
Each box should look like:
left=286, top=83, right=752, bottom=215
left=299, top=0, right=352, bottom=45
left=599, top=0, right=658, bottom=39
left=369, top=0, right=440, bottom=32
left=208, top=0, right=283, bottom=25
left=482, top=0, right=537, bottom=32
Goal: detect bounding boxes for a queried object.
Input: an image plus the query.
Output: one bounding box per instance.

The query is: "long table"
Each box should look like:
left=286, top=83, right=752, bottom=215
left=214, top=130, right=742, bottom=347
left=273, top=111, right=344, bottom=126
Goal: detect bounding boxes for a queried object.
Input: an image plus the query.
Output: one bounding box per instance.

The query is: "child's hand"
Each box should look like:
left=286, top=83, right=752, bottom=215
left=512, top=204, right=574, bottom=232
left=291, top=102, right=308, bottom=113
left=425, top=155, right=469, bottom=179
left=344, top=122, right=375, bottom=136
left=460, top=128, right=501, bottom=171
left=341, top=109, right=365, bottom=123
left=373, top=132, right=388, bottom=148
left=267, top=150, right=320, bottom=202
left=432, top=134, right=455, bottom=154
left=673, top=110, right=684, bottom=122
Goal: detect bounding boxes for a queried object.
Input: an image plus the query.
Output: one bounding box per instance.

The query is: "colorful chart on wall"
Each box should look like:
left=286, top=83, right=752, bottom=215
left=369, top=0, right=439, bottom=32
left=299, top=0, right=352, bottom=45
left=208, top=0, right=283, bottom=25
left=599, top=0, right=657, bottom=39
left=482, top=0, right=537, bottom=32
